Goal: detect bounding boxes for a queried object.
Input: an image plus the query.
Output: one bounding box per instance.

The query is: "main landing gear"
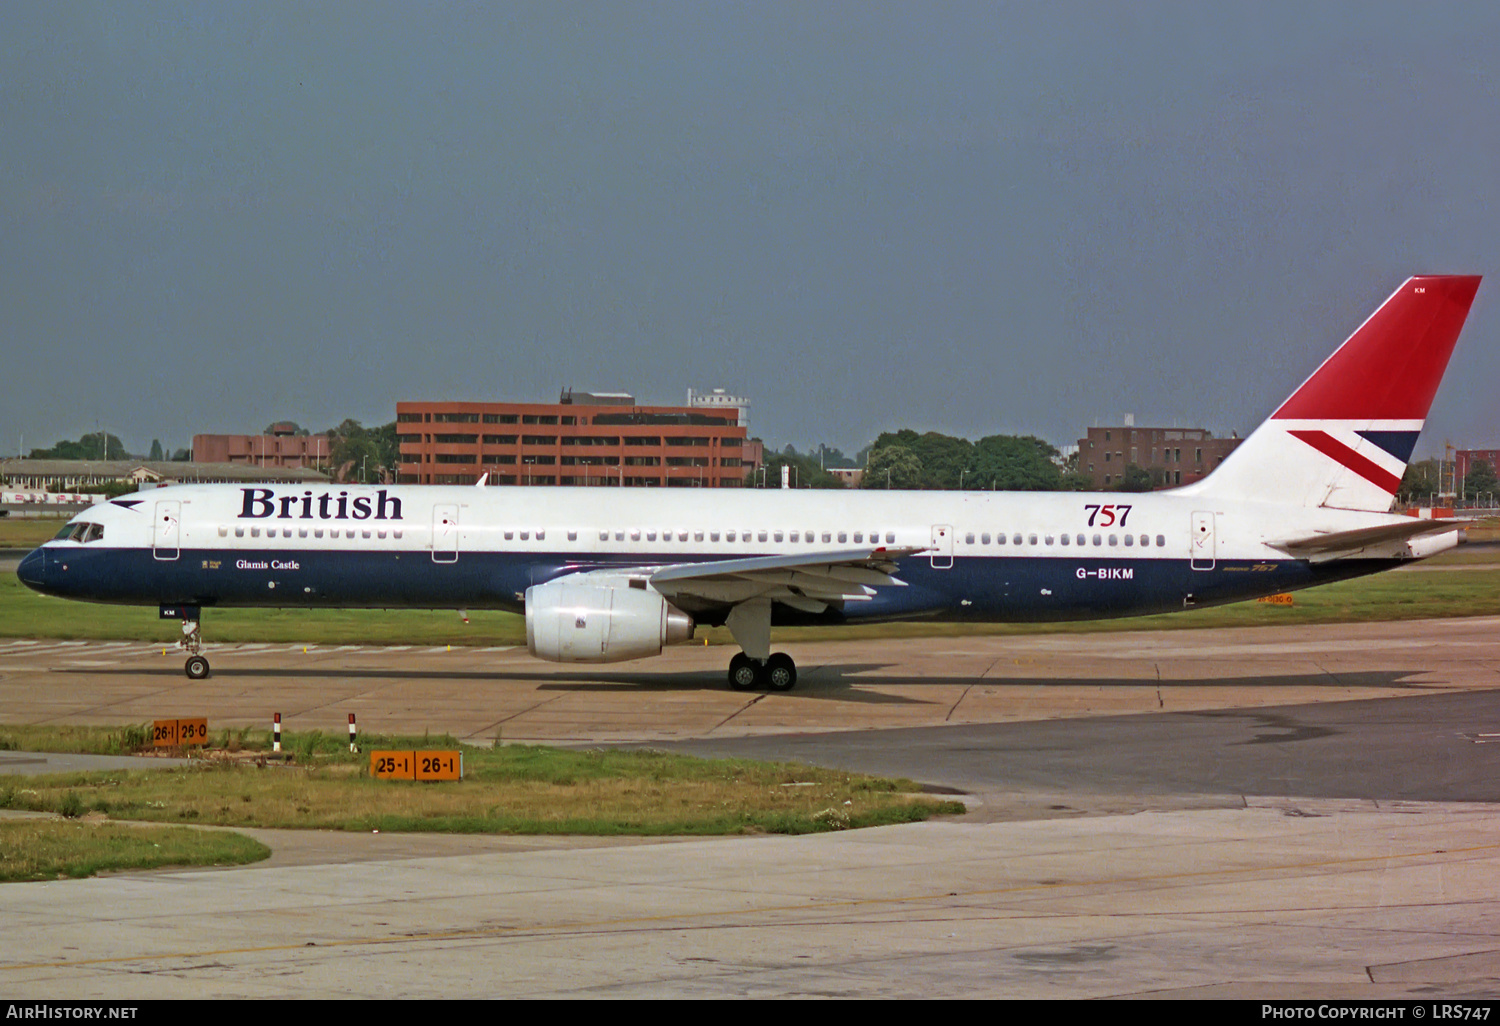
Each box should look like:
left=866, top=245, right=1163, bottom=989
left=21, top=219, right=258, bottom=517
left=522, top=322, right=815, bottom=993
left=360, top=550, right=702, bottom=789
left=723, top=598, right=797, bottom=691
left=727, top=652, right=797, bottom=692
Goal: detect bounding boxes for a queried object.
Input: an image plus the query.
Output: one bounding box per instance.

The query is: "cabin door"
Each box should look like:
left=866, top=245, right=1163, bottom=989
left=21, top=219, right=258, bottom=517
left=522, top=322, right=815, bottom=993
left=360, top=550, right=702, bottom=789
left=152, top=501, right=180, bottom=561
left=432, top=504, right=459, bottom=563
left=1190, top=511, right=1216, bottom=570
left=930, top=524, right=954, bottom=569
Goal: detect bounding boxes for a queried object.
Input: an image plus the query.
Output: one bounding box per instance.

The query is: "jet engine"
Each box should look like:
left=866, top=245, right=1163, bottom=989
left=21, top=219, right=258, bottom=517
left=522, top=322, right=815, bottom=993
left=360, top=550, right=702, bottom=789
left=525, top=579, right=695, bottom=663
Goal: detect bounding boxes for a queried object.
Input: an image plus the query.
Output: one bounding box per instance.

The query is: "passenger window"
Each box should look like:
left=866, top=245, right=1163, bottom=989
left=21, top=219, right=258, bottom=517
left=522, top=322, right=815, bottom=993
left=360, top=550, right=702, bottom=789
left=1044, top=535, right=1054, bottom=545
left=789, top=531, right=799, bottom=543
left=725, top=531, right=736, bottom=542
left=377, top=530, right=386, bottom=539
left=646, top=531, right=657, bottom=541
left=630, top=529, right=641, bottom=541
left=822, top=532, right=831, bottom=543
left=1028, top=534, right=1037, bottom=545
left=1140, top=534, right=1149, bottom=547
left=520, top=531, right=530, bottom=540
left=312, top=528, right=322, bottom=538
left=774, top=531, right=784, bottom=542
left=1012, top=534, right=1022, bottom=545
left=536, top=530, right=545, bottom=540
left=504, top=530, right=514, bottom=540
left=218, top=526, right=228, bottom=538
left=886, top=532, right=895, bottom=544
left=1124, top=534, right=1134, bottom=546
left=298, top=528, right=308, bottom=538
left=393, top=530, right=403, bottom=540
left=996, top=533, right=1006, bottom=545
left=695, top=531, right=704, bottom=542
left=1108, top=534, right=1118, bottom=546
left=982, top=533, right=991, bottom=544
left=1156, top=534, right=1166, bottom=547
left=853, top=532, right=863, bottom=543
left=1059, top=534, right=1069, bottom=546
left=1093, top=534, right=1102, bottom=546
left=965, top=533, right=975, bottom=545
left=599, top=530, right=609, bottom=541
left=678, top=531, right=688, bottom=542
left=361, top=530, right=371, bottom=539
left=1077, top=534, right=1085, bottom=546
left=758, top=531, right=768, bottom=542
left=250, top=527, right=260, bottom=538
left=838, top=532, right=847, bottom=543
left=567, top=531, right=578, bottom=541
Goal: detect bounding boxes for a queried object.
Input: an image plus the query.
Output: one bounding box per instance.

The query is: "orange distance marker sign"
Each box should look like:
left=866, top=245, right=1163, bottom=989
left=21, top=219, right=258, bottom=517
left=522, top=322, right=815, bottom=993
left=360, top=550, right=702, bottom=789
left=370, top=751, right=415, bottom=780
left=153, top=718, right=209, bottom=747
left=416, top=751, right=463, bottom=781
left=1256, top=594, right=1295, bottom=606
left=370, top=750, right=462, bottom=781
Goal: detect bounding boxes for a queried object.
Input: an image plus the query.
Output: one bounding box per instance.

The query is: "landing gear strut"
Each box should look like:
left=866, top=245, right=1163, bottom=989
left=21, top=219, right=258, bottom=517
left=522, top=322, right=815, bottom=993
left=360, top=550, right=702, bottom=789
left=725, top=651, right=798, bottom=692
left=723, top=598, right=797, bottom=691
left=179, top=619, right=210, bottom=679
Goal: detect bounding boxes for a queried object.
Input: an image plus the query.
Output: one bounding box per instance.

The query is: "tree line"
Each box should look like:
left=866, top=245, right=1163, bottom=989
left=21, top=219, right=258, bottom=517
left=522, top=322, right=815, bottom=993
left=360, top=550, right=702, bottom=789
left=750, top=431, right=1099, bottom=491
left=23, top=420, right=402, bottom=484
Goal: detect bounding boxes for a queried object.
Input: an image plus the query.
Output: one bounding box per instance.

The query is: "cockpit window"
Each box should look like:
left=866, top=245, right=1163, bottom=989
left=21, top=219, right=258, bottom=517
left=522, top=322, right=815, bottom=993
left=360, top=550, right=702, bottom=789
left=54, top=525, right=76, bottom=540
left=84, top=523, right=104, bottom=543
left=60, top=522, right=105, bottom=543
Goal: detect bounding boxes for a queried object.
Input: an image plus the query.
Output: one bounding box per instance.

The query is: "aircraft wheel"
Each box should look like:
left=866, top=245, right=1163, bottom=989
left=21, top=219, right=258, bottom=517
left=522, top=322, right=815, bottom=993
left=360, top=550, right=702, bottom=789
left=185, top=655, right=211, bottom=680
left=727, top=653, right=759, bottom=691
left=764, top=653, right=797, bottom=692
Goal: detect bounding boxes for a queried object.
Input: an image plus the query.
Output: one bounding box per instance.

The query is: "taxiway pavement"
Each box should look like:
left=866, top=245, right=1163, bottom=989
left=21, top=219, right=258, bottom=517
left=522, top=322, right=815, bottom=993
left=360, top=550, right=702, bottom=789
left=3, top=619, right=1500, bottom=997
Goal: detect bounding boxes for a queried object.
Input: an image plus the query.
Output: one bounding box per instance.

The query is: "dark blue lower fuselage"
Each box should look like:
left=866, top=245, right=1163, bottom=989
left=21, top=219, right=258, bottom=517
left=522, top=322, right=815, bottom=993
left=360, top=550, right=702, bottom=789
left=18, top=545, right=1400, bottom=626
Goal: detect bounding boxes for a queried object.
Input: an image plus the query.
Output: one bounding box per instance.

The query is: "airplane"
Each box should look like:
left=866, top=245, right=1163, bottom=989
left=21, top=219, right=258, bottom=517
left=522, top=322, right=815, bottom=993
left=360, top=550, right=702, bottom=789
left=15, top=275, right=1483, bottom=689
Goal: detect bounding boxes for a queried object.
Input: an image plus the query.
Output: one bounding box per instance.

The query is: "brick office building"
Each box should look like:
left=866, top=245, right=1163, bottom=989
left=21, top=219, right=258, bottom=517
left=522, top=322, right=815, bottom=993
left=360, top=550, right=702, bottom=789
left=396, top=392, right=756, bottom=487
left=1077, top=426, right=1241, bottom=489
left=192, top=422, right=330, bottom=470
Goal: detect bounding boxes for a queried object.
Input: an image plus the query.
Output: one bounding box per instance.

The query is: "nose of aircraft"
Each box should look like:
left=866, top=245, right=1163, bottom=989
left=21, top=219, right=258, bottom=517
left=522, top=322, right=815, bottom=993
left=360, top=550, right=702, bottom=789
left=16, top=547, right=46, bottom=590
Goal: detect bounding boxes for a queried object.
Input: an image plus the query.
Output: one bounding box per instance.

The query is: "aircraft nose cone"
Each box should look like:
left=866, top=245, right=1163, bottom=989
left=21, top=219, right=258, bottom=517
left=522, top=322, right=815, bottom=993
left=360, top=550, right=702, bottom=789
left=16, top=548, right=45, bottom=590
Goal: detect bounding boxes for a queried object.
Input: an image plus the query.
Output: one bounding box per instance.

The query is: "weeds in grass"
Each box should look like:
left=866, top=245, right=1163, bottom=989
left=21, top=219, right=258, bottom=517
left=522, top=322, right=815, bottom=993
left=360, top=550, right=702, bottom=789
left=0, top=741, right=963, bottom=836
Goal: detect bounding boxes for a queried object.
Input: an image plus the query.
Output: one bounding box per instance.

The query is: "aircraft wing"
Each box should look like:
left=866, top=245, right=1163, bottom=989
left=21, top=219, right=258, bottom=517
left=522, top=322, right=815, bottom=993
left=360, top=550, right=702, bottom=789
left=1267, top=518, right=1462, bottom=562
left=648, top=546, right=924, bottom=614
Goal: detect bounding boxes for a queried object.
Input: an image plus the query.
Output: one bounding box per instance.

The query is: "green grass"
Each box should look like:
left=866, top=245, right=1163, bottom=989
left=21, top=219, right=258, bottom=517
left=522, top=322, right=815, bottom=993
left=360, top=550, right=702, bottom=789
left=0, top=517, right=69, bottom=548
left=0, top=730, right=964, bottom=836
left=0, top=819, right=269, bottom=882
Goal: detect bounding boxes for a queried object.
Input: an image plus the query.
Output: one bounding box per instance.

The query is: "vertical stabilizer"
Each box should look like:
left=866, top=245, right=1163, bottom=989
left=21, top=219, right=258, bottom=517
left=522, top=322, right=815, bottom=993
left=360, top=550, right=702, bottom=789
left=1186, top=276, right=1481, bottom=511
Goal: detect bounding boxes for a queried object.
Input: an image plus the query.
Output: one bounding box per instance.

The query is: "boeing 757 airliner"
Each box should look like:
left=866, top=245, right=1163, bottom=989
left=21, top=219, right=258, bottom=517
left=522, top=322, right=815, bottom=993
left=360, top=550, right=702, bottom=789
left=16, top=276, right=1483, bottom=689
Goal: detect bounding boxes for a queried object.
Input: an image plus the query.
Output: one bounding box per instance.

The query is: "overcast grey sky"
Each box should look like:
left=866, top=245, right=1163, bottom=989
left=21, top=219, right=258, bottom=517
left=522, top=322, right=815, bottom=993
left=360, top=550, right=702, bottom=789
left=3, top=1, right=1497, bottom=459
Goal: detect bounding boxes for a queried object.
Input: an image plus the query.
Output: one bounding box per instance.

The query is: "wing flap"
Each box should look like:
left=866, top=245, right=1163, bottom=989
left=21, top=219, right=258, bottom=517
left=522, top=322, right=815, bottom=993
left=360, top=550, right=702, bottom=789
left=649, top=546, right=923, bottom=610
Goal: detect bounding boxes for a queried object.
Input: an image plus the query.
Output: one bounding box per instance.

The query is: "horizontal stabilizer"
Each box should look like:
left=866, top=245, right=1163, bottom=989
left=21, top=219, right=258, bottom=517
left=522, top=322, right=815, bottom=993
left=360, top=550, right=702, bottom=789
left=1268, top=518, right=1461, bottom=560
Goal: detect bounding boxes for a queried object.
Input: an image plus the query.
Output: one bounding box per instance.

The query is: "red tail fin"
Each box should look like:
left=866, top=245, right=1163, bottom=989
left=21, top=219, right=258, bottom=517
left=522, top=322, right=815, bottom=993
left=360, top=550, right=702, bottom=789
left=1274, top=276, right=1481, bottom=421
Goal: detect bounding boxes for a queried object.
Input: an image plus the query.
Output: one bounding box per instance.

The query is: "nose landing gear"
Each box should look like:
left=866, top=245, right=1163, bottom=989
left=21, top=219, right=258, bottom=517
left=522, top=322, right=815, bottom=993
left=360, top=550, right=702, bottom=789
left=173, top=613, right=210, bottom=679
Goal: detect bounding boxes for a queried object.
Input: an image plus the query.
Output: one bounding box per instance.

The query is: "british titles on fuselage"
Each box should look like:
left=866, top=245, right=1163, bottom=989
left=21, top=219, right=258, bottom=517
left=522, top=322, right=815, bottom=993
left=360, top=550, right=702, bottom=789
left=237, top=488, right=404, bottom=522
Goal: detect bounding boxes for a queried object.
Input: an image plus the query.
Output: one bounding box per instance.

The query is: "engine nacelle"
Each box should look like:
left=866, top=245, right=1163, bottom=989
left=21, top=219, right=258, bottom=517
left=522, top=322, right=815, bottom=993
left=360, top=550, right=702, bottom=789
left=525, top=579, right=695, bottom=663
